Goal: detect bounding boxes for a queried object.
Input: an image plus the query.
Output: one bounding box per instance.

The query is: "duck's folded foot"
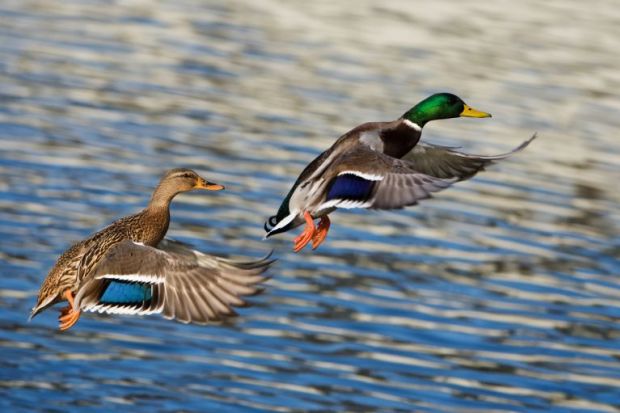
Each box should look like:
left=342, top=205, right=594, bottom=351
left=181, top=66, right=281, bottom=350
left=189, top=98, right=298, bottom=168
left=59, top=305, right=71, bottom=318
left=312, top=216, right=331, bottom=250
left=58, top=289, right=81, bottom=331
left=59, top=309, right=81, bottom=331
left=293, top=211, right=316, bottom=253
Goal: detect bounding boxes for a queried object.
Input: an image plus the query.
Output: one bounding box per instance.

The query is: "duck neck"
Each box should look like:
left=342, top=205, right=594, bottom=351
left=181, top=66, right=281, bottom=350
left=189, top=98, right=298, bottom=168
left=402, top=105, right=430, bottom=128
left=141, top=183, right=178, bottom=245
left=149, top=181, right=181, bottom=210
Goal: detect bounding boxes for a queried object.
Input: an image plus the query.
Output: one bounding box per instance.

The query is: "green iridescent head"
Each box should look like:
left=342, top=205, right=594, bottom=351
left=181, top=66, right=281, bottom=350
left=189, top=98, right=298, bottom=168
left=402, top=93, right=491, bottom=127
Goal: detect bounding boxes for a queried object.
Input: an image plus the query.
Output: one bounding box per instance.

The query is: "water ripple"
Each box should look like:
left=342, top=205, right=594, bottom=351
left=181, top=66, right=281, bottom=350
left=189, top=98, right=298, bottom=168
left=1, top=1, right=619, bottom=412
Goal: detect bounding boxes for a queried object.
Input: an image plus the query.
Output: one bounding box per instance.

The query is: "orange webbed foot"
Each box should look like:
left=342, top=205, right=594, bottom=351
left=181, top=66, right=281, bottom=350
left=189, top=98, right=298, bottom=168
left=59, top=309, right=81, bottom=331
left=311, top=216, right=331, bottom=250
left=293, top=211, right=316, bottom=253
left=58, top=289, right=81, bottom=331
left=59, top=305, right=71, bottom=318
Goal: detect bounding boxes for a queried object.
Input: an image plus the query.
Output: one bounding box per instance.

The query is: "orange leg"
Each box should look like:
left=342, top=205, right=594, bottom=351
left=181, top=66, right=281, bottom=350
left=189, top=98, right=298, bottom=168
left=293, top=211, right=316, bottom=253
left=311, top=216, right=331, bottom=250
left=58, top=289, right=81, bottom=331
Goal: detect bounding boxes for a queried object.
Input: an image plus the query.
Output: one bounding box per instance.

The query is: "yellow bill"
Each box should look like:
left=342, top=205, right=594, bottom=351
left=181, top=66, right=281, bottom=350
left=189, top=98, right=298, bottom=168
left=460, top=104, right=492, bottom=118
left=195, top=179, right=225, bottom=191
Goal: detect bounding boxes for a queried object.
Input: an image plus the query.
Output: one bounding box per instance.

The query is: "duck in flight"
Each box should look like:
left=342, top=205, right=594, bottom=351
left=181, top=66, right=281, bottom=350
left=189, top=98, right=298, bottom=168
left=264, top=93, right=535, bottom=252
left=31, top=168, right=272, bottom=330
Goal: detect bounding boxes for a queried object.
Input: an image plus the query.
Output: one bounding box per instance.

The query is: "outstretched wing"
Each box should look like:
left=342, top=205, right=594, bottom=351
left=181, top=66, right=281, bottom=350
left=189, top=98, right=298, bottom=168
left=75, top=239, right=273, bottom=324
left=316, top=147, right=456, bottom=212
left=403, top=134, right=536, bottom=181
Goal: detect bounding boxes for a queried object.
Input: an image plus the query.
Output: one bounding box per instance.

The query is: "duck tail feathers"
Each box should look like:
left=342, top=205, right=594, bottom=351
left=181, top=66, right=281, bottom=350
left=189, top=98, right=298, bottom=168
left=263, top=213, right=297, bottom=239
left=263, top=215, right=279, bottom=233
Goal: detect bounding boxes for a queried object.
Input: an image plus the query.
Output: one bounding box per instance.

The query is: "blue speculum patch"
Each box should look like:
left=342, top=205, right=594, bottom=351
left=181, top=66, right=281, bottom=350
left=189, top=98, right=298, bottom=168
left=100, top=281, right=152, bottom=304
left=326, top=174, right=375, bottom=201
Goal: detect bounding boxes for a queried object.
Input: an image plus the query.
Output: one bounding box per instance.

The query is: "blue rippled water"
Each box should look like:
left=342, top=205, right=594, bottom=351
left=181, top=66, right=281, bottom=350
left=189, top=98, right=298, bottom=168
left=1, top=1, right=619, bottom=412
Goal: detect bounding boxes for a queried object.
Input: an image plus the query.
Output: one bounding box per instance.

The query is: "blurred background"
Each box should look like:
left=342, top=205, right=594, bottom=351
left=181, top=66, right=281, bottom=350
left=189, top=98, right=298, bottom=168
left=1, top=1, right=619, bottom=412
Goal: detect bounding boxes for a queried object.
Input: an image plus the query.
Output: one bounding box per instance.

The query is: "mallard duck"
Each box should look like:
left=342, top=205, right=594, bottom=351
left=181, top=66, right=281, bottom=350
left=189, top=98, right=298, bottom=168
left=30, top=168, right=273, bottom=331
left=264, top=92, right=535, bottom=252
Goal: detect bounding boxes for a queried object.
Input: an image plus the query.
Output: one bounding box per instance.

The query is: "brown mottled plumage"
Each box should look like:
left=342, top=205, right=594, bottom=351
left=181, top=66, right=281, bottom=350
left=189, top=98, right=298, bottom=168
left=31, top=168, right=272, bottom=330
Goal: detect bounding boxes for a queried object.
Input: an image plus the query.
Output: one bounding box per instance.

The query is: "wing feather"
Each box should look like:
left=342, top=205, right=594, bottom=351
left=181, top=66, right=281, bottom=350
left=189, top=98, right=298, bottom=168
left=316, top=147, right=456, bottom=212
left=75, top=239, right=272, bottom=324
left=403, top=134, right=536, bottom=180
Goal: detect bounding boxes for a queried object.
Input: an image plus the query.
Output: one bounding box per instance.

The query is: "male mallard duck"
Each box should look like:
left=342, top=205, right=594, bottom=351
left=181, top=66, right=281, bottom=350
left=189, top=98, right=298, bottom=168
left=31, top=168, right=272, bottom=331
left=264, top=93, right=535, bottom=252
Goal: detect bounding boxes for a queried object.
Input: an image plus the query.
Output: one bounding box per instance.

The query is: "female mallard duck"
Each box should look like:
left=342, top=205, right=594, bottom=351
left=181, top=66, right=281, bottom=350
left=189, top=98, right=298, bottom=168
left=264, top=92, right=536, bottom=252
left=31, top=168, right=273, bottom=331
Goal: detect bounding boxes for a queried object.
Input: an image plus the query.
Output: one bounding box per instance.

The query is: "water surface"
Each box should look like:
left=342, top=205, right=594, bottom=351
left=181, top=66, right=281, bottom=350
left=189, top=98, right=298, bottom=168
left=1, top=1, right=619, bottom=412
